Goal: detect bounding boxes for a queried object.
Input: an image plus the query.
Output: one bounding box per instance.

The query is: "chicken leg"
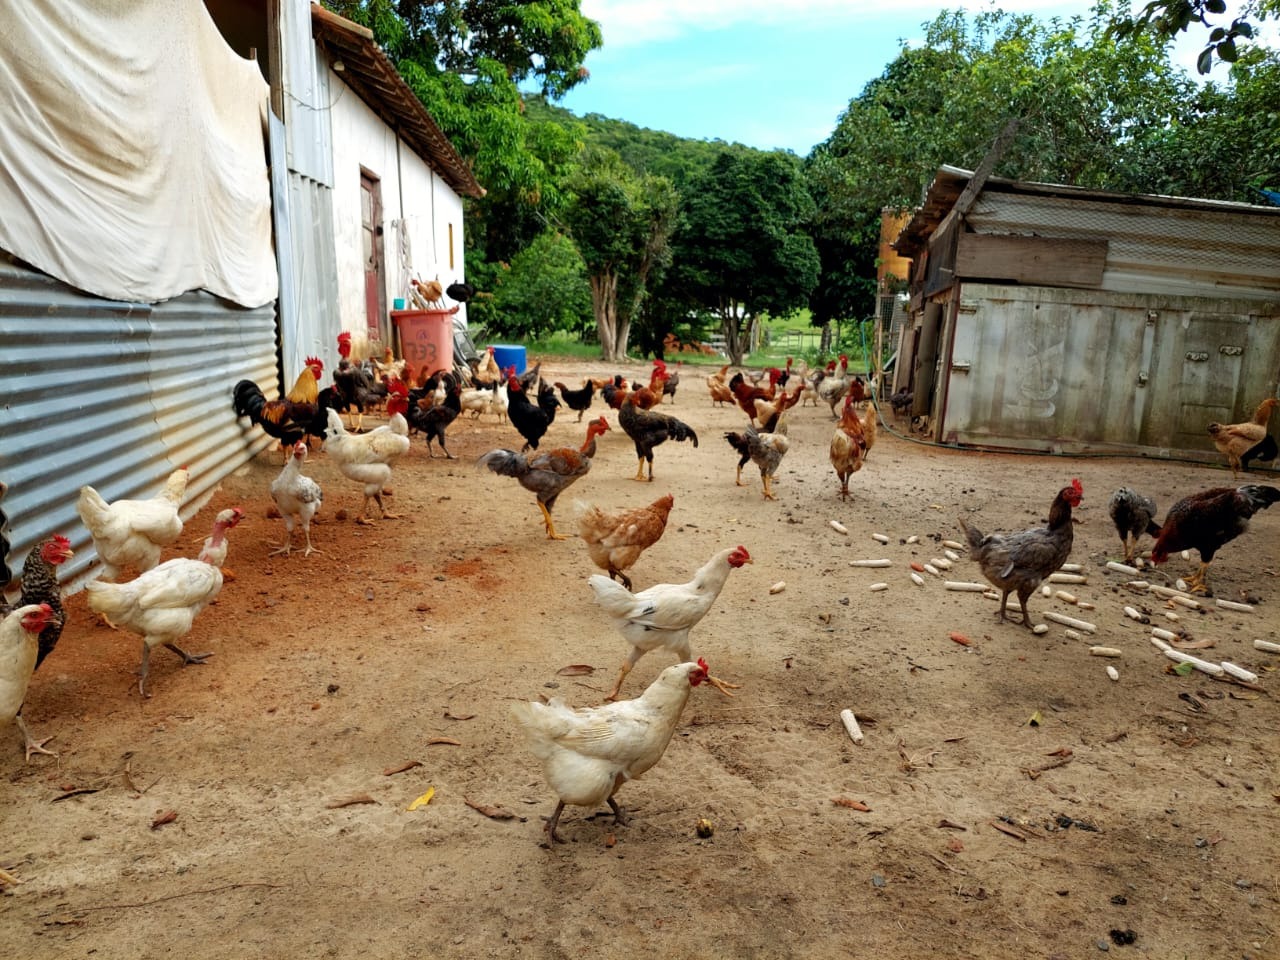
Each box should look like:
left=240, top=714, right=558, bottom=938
left=734, top=464, right=746, bottom=486
left=16, top=715, right=55, bottom=761
left=632, top=457, right=650, bottom=482
left=1182, top=561, right=1212, bottom=595
left=138, top=641, right=212, bottom=698
left=761, top=475, right=777, bottom=500
left=536, top=501, right=567, bottom=541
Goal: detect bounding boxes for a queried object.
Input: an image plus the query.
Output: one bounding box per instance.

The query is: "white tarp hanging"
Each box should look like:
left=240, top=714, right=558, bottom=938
left=0, top=2, right=277, bottom=308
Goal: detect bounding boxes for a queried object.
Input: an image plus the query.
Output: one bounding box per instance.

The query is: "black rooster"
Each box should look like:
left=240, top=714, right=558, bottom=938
left=554, top=379, right=596, bottom=422
left=407, top=372, right=463, bottom=459
left=618, top=392, right=698, bottom=482
left=507, top=374, right=561, bottom=451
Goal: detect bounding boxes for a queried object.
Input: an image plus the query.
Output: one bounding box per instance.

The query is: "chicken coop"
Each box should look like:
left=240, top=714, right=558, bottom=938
left=890, top=165, right=1280, bottom=462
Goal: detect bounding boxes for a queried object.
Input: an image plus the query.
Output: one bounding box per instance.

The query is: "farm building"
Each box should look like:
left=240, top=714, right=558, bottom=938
left=890, top=165, right=1280, bottom=461
left=0, top=0, right=481, bottom=591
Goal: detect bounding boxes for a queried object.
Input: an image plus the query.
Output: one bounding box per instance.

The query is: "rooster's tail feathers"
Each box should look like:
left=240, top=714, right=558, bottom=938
left=477, top=449, right=528, bottom=478
left=587, top=573, right=638, bottom=616
left=83, top=581, right=131, bottom=621
left=233, top=380, right=266, bottom=421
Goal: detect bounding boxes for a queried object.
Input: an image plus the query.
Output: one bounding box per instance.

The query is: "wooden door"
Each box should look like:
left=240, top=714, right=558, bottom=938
left=360, top=170, right=386, bottom=346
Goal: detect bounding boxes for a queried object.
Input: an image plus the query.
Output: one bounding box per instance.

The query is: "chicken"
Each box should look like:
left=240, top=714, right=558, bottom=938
left=460, top=381, right=500, bottom=419
left=507, top=374, right=561, bottom=452
left=818, top=355, right=852, bottom=419
left=270, top=441, right=323, bottom=557
left=323, top=406, right=411, bottom=525
left=554, top=379, right=596, bottom=422
left=889, top=387, right=914, bottom=421
left=660, top=360, right=681, bottom=403
left=332, top=333, right=388, bottom=432
left=729, top=368, right=780, bottom=423
left=285, top=356, right=324, bottom=406
left=233, top=361, right=331, bottom=455
left=1, top=604, right=60, bottom=760
left=752, top=378, right=802, bottom=426
left=576, top=492, right=675, bottom=589
left=84, top=508, right=244, bottom=697
left=628, top=366, right=668, bottom=411
left=706, top=365, right=735, bottom=407
left=1108, top=487, right=1161, bottom=563
left=724, top=415, right=790, bottom=500
left=511, top=658, right=734, bottom=843
left=589, top=545, right=752, bottom=700
left=407, top=371, right=463, bottom=458
left=76, top=467, right=189, bottom=580
left=618, top=392, right=699, bottom=482
left=1149, top=484, right=1280, bottom=594
left=1208, top=397, right=1278, bottom=478
left=479, top=417, right=610, bottom=540
left=601, top=375, right=631, bottom=411
left=471, top=345, right=503, bottom=386
left=829, top=393, right=878, bottom=501
left=4, top=535, right=75, bottom=671
left=958, top=479, right=1084, bottom=629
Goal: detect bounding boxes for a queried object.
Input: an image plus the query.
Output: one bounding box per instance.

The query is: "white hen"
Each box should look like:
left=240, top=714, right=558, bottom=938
left=84, top=508, right=243, bottom=697
left=270, top=441, right=323, bottom=557
left=589, top=545, right=752, bottom=700
left=1, top=603, right=60, bottom=761
left=511, top=659, right=733, bottom=842
left=76, top=467, right=189, bottom=579
left=323, top=408, right=410, bottom=525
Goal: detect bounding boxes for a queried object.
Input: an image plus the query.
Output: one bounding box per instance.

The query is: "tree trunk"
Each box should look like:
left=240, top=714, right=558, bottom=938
left=721, top=300, right=745, bottom=366
left=591, top=272, right=621, bottom=362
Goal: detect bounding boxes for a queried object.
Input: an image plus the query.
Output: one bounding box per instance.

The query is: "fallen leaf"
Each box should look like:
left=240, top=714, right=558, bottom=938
left=937, top=819, right=968, bottom=831
left=406, top=787, right=435, bottom=811
left=464, top=797, right=517, bottom=820
left=1046, top=747, right=1073, bottom=757
left=51, top=788, right=100, bottom=803
left=326, top=793, right=378, bottom=809
left=426, top=737, right=461, bottom=746
left=1170, top=637, right=1215, bottom=650
left=1172, top=661, right=1195, bottom=677
left=556, top=664, right=595, bottom=676
left=831, top=797, right=871, bottom=812
left=383, top=760, right=423, bottom=776
left=604, top=833, right=616, bottom=848
left=150, top=810, right=178, bottom=830
left=948, top=632, right=972, bottom=647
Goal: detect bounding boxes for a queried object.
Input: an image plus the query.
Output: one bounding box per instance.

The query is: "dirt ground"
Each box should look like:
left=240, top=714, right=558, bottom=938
left=4, top=358, right=1279, bottom=959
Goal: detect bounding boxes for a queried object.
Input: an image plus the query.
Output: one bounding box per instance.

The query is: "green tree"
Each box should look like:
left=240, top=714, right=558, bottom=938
left=673, top=151, right=820, bottom=365
left=323, top=1, right=600, bottom=264
left=1109, top=0, right=1277, bottom=73
left=486, top=229, right=592, bottom=340
left=562, top=149, right=680, bottom=362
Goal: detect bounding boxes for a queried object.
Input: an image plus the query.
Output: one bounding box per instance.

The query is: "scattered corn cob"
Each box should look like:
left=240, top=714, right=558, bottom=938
left=1043, top=611, right=1097, bottom=633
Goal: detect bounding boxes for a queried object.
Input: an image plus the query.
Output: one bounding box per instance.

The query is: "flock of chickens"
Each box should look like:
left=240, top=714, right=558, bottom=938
left=3, top=342, right=1278, bottom=846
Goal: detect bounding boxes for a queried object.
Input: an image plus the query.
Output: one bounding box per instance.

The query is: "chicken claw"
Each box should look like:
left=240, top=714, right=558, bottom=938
left=704, top=673, right=739, bottom=697
left=16, top=717, right=56, bottom=762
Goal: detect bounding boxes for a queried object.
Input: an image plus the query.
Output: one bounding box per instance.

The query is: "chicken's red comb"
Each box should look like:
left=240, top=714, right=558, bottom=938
left=304, top=356, right=323, bottom=371
left=697, top=657, right=709, bottom=673
left=337, top=331, right=352, bottom=341
left=386, top=378, right=408, bottom=397
left=1071, top=477, right=1083, bottom=492
left=52, top=534, right=71, bottom=548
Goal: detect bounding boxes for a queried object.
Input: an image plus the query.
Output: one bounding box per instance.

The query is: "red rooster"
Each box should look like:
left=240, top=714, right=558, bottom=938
left=233, top=357, right=329, bottom=455
left=729, top=368, right=781, bottom=424
left=1150, top=484, right=1280, bottom=594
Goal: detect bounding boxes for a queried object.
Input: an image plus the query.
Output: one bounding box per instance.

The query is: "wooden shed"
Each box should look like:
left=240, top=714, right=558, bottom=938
left=891, top=165, right=1280, bottom=462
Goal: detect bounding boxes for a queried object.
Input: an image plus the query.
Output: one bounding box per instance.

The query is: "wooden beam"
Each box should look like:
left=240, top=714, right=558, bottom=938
left=954, top=233, right=1108, bottom=288
left=952, top=119, right=1020, bottom=219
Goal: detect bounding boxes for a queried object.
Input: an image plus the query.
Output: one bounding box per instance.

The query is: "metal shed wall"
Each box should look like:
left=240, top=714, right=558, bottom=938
left=940, top=283, right=1280, bottom=458
left=966, top=192, right=1280, bottom=300
left=0, top=258, right=276, bottom=595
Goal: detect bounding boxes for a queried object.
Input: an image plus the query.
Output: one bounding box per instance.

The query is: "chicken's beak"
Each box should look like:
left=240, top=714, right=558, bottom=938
left=705, top=673, right=739, bottom=697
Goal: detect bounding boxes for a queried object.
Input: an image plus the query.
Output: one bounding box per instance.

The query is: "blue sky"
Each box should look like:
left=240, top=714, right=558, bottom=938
left=556, top=0, right=1239, bottom=155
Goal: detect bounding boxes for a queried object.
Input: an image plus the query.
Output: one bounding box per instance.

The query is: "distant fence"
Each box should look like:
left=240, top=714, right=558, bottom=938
left=768, top=328, right=823, bottom=356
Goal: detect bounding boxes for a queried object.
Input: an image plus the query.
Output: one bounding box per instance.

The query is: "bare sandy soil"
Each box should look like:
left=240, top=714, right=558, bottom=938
left=4, top=358, right=1279, bottom=960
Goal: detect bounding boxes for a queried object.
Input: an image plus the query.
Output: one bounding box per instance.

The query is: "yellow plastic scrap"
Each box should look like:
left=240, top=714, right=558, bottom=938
left=406, top=787, right=435, bottom=811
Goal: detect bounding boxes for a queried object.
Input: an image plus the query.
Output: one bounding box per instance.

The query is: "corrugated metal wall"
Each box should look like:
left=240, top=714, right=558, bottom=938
left=0, top=258, right=276, bottom=594
left=968, top=192, right=1280, bottom=300
left=272, top=0, right=339, bottom=388
left=940, top=283, right=1280, bottom=458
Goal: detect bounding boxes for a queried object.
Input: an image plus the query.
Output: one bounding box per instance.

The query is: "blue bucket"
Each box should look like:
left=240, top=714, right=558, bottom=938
left=490, top=344, right=527, bottom=375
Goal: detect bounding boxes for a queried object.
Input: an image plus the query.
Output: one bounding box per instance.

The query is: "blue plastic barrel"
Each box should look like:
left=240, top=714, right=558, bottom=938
left=490, top=344, right=527, bottom=375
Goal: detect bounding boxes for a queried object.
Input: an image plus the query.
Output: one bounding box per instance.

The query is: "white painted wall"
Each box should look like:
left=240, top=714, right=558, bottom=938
left=326, top=64, right=468, bottom=360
